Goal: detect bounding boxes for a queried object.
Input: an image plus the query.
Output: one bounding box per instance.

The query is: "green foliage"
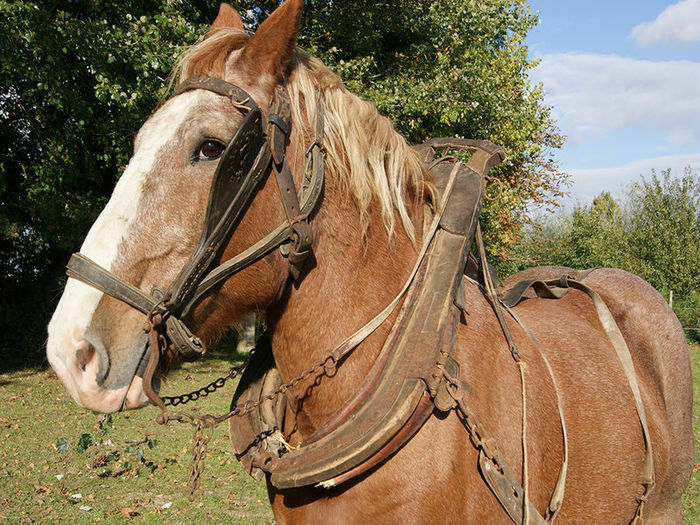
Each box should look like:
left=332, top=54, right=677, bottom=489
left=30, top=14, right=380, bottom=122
left=1, top=0, right=215, bottom=271
left=1, top=1, right=563, bottom=362
left=510, top=168, right=700, bottom=338
left=289, top=0, right=567, bottom=255
left=0, top=0, right=216, bottom=364
left=55, top=437, right=69, bottom=452
left=76, top=433, right=93, bottom=453
left=674, top=291, right=700, bottom=343
left=626, top=169, right=700, bottom=296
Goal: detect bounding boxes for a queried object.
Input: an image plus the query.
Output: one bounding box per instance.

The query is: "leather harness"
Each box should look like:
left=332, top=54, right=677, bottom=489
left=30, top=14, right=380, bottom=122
left=63, top=75, right=655, bottom=524
left=66, top=74, right=325, bottom=358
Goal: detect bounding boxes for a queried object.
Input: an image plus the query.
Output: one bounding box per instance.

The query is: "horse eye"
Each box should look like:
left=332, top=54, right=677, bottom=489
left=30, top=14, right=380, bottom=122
left=197, top=140, right=225, bottom=160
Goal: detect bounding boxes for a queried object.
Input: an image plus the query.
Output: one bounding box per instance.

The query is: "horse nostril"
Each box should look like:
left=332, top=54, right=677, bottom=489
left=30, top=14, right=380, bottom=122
left=75, top=340, right=96, bottom=373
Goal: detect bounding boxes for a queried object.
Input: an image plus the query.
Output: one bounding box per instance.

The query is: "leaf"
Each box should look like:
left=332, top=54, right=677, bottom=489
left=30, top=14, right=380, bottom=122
left=56, top=438, right=69, bottom=452
left=119, top=507, right=140, bottom=518
left=76, top=433, right=93, bottom=453
left=33, top=483, right=49, bottom=494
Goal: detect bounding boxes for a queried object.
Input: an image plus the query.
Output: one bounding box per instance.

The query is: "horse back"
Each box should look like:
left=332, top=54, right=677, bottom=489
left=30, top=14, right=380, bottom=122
left=495, top=266, right=693, bottom=522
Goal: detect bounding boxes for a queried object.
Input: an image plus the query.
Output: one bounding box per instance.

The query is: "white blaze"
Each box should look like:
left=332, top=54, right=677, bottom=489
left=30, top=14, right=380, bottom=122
left=47, top=92, right=201, bottom=401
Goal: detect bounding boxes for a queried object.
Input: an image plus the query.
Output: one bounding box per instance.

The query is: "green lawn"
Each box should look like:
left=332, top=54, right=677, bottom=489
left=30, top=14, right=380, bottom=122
left=1, top=344, right=698, bottom=523
left=0, top=348, right=272, bottom=524
left=683, top=342, right=700, bottom=522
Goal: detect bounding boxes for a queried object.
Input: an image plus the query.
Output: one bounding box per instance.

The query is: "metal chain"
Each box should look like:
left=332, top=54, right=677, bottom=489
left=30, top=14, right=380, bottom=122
left=158, top=343, right=339, bottom=498
left=442, top=369, right=503, bottom=471
left=187, top=420, right=215, bottom=498
left=161, top=350, right=255, bottom=407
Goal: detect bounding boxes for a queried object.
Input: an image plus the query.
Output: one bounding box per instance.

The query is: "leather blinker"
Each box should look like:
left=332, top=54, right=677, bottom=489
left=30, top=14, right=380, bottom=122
left=64, top=75, right=326, bottom=357
left=202, top=107, right=267, bottom=239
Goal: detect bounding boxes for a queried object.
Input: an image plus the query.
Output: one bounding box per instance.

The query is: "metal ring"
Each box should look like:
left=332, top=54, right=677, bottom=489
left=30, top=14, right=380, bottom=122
left=305, top=140, right=327, bottom=158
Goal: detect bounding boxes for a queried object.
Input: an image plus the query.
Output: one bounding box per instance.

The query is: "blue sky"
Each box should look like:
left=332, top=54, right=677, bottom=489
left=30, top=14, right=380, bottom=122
left=527, top=0, right=700, bottom=205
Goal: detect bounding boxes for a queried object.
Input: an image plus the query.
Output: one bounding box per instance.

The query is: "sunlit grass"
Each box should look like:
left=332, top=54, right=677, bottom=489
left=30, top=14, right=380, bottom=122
left=682, top=342, right=700, bottom=523
left=2, top=344, right=698, bottom=523
left=0, top=349, right=272, bottom=524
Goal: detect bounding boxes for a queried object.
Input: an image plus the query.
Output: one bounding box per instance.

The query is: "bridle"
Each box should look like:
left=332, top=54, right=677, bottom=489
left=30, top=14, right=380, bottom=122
left=65, top=74, right=326, bottom=404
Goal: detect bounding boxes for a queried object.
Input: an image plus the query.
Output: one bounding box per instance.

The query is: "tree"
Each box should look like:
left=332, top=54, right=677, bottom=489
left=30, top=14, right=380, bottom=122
left=0, top=0, right=217, bottom=367
left=1, top=0, right=563, bottom=365
left=509, top=168, right=700, bottom=340
left=626, top=168, right=700, bottom=296
left=290, top=0, right=567, bottom=256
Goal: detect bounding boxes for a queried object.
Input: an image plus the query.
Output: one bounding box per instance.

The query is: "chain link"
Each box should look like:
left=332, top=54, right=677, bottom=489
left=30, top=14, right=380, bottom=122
left=442, top=370, right=503, bottom=471
left=161, top=349, right=255, bottom=407
left=157, top=340, right=339, bottom=499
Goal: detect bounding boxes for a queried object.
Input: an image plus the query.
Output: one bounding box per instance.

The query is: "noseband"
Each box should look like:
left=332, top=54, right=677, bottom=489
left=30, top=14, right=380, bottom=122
left=66, top=75, right=325, bottom=359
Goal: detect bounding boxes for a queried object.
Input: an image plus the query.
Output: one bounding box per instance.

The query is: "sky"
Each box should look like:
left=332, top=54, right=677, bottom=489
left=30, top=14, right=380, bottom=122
left=527, top=0, right=700, bottom=206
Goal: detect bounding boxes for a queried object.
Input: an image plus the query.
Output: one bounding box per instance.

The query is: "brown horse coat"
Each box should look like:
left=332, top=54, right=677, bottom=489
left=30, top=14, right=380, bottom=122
left=46, top=2, right=694, bottom=523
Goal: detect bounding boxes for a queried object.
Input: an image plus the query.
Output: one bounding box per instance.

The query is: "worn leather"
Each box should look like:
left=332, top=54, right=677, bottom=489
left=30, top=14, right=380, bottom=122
left=166, top=105, right=271, bottom=314
left=228, top=141, right=505, bottom=489
left=65, top=76, right=326, bottom=356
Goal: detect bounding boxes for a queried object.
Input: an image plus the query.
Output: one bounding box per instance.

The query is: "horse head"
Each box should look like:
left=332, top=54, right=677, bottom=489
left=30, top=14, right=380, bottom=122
left=47, top=1, right=316, bottom=413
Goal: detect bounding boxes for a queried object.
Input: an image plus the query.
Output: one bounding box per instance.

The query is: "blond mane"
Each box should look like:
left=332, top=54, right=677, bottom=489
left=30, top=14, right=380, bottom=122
left=172, top=29, right=430, bottom=243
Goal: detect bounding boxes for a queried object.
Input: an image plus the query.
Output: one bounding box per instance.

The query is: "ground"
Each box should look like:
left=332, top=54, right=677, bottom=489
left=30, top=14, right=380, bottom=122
left=1, top=344, right=698, bottom=523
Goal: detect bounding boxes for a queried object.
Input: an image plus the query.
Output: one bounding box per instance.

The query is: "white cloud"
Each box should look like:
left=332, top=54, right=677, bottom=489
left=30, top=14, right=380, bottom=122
left=533, top=53, right=700, bottom=146
left=629, top=0, right=700, bottom=47
left=565, top=153, right=700, bottom=205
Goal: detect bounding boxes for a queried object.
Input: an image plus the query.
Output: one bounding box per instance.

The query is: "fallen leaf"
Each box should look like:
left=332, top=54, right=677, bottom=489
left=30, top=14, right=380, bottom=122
left=33, top=483, right=49, bottom=494
left=119, top=507, right=140, bottom=518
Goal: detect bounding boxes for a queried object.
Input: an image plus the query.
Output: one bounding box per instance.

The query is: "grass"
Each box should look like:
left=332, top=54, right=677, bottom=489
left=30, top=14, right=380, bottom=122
left=1, top=344, right=698, bottom=523
left=0, top=348, right=272, bottom=524
left=683, top=342, right=700, bottom=522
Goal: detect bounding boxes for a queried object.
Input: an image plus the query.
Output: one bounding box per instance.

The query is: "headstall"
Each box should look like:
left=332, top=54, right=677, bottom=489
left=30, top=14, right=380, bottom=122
left=65, top=74, right=326, bottom=400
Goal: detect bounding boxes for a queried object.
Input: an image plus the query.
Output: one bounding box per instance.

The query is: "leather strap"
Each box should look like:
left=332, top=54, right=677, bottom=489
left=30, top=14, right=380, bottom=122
left=268, top=86, right=313, bottom=280
left=505, top=304, right=569, bottom=522
left=65, top=76, right=326, bottom=355
left=496, top=272, right=655, bottom=517
left=66, top=253, right=205, bottom=355
left=500, top=279, right=571, bottom=308
left=166, top=105, right=271, bottom=314
left=563, top=278, right=655, bottom=491
left=173, top=74, right=257, bottom=111
left=478, top=449, right=547, bottom=525
left=67, top=252, right=156, bottom=315
left=180, top=96, right=326, bottom=314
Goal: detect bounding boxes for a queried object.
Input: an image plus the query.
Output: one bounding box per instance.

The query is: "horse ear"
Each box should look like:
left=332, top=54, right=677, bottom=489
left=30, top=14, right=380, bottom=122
left=239, top=0, right=303, bottom=86
left=207, top=3, right=244, bottom=36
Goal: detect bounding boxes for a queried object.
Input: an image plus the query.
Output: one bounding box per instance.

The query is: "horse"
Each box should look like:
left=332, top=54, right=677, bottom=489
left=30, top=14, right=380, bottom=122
left=47, top=1, right=693, bottom=523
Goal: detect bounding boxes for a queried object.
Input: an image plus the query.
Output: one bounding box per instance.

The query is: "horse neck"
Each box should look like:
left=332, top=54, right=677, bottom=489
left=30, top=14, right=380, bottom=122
left=267, top=172, right=423, bottom=437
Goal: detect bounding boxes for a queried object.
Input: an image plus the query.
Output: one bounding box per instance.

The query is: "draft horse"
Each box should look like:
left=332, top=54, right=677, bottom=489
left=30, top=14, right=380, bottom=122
left=47, top=1, right=693, bottom=523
